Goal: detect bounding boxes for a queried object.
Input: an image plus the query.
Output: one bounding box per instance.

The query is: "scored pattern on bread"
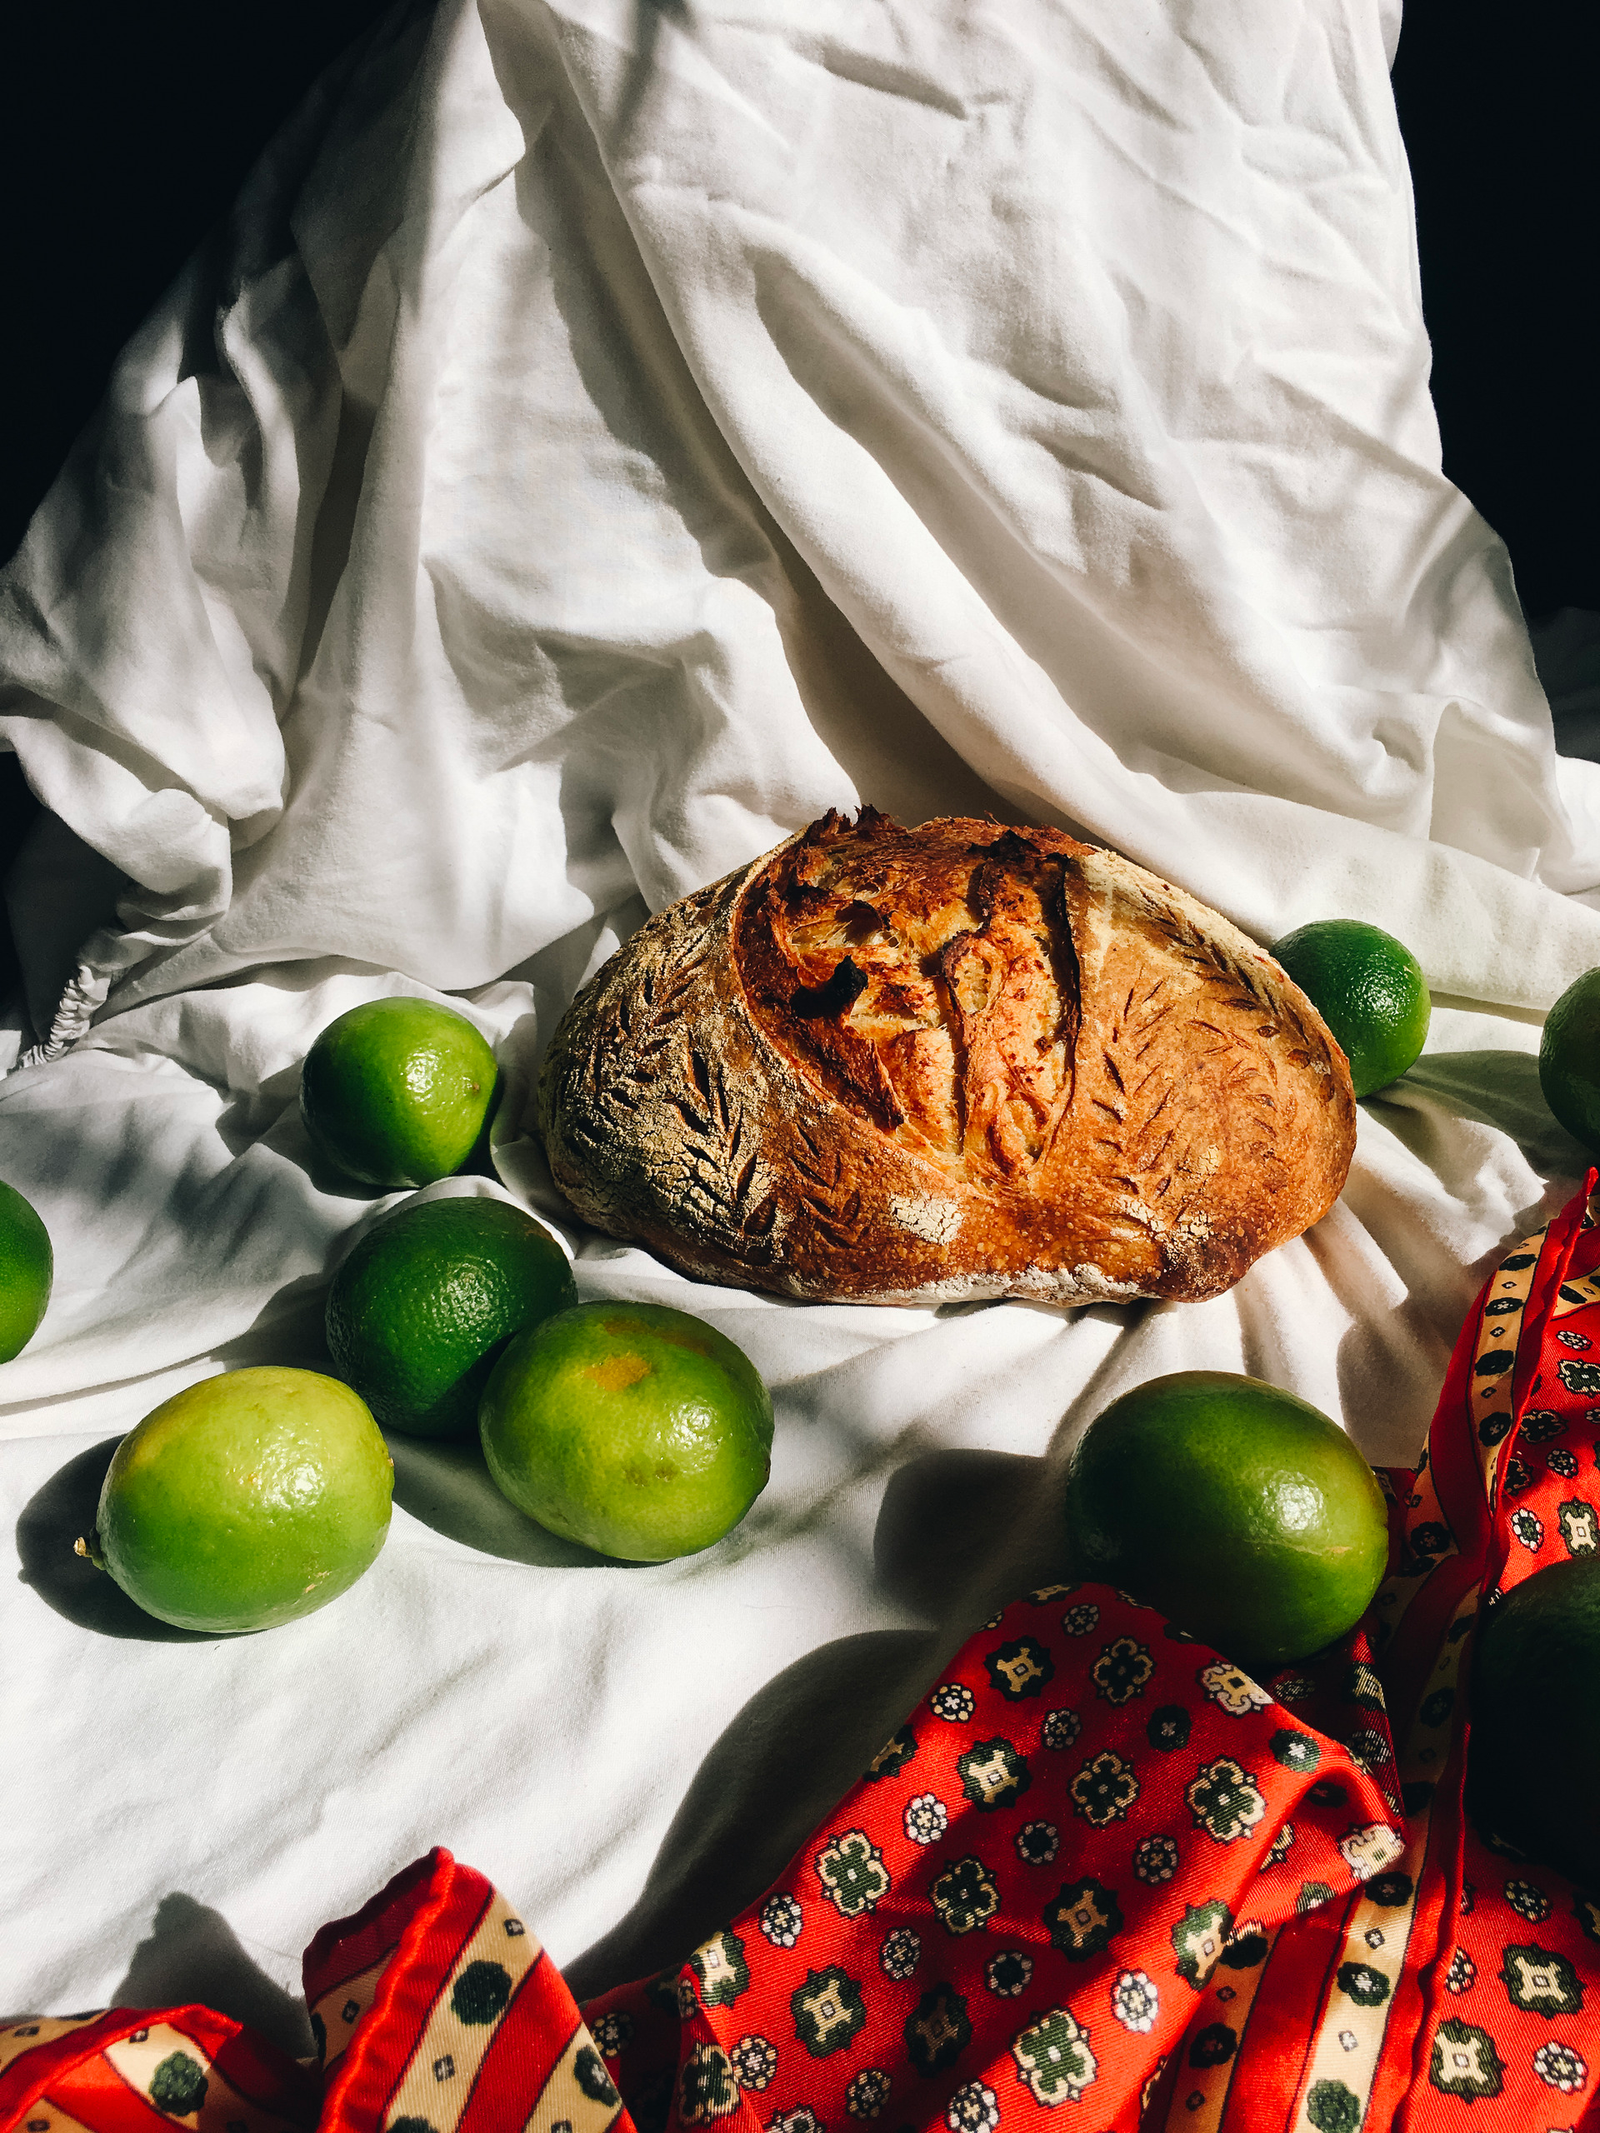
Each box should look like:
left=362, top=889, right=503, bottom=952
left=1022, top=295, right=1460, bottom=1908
left=537, top=810, right=1356, bottom=1306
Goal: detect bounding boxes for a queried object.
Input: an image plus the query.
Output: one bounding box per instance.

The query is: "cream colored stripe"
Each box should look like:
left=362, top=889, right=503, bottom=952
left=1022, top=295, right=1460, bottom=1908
left=381, top=1892, right=542, bottom=2132
left=522, top=2020, right=624, bottom=2133
left=15, top=2104, right=95, bottom=2132
left=1474, top=1228, right=1545, bottom=1503
left=103, top=2021, right=302, bottom=2131
left=0, top=2017, right=103, bottom=2076
left=1551, top=1267, right=1600, bottom=1318
left=1165, top=1926, right=1282, bottom=2132
left=311, top=1957, right=389, bottom=2072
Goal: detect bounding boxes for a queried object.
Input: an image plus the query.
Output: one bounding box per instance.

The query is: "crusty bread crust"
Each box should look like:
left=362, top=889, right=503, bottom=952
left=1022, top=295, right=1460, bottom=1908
left=537, top=810, right=1356, bottom=1305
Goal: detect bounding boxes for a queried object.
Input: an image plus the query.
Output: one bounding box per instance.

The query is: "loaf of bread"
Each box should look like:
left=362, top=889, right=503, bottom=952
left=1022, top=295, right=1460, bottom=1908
left=537, top=810, right=1356, bottom=1306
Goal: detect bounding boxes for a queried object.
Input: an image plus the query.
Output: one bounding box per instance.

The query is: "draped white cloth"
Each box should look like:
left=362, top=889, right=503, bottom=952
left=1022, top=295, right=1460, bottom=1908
left=1, top=0, right=1594, bottom=2043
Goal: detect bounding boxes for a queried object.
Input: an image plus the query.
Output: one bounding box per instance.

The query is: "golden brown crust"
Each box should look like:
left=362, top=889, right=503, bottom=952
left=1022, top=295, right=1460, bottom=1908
left=536, top=811, right=1357, bottom=1305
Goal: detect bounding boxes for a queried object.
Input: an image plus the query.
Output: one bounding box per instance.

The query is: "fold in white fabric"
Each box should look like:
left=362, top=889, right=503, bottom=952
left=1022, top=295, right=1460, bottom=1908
left=1, top=0, right=1595, bottom=2033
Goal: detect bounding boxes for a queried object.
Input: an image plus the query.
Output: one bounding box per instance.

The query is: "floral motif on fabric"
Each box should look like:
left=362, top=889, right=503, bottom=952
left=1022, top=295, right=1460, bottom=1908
left=1198, top=1661, right=1271, bottom=1717
left=1510, top=1506, right=1545, bottom=1549
left=1061, top=1603, right=1100, bottom=1636
left=904, top=1983, right=972, bottom=2076
left=1040, top=1709, right=1082, bottom=1752
left=985, top=1636, right=1055, bottom=1701
left=767, top=2110, right=823, bottom=2133
left=1336, top=1961, right=1390, bottom=2008
left=1504, top=1879, right=1552, bottom=1923
left=815, top=1832, right=890, bottom=1919
left=1558, top=1330, right=1594, bottom=1351
left=1186, top=1758, right=1266, bottom=1844
left=1338, top=1823, right=1405, bottom=1881
left=985, top=1951, right=1033, bottom=1998
left=1044, top=1877, right=1123, bottom=1961
left=1558, top=1357, right=1600, bottom=1395
left=678, top=2044, right=741, bottom=2123
left=691, top=1929, right=751, bottom=2008
left=730, top=2037, right=779, bottom=2091
left=1502, top=1455, right=1534, bottom=1499
left=1520, top=1408, right=1565, bottom=1442
left=1499, top=1944, right=1584, bottom=2013
left=878, top=1926, right=922, bottom=1982
left=1445, top=1950, right=1477, bottom=1994
left=904, top=1793, right=949, bottom=1846
left=1145, top=1705, right=1191, bottom=1752
left=1559, top=1499, right=1600, bottom=1554
left=760, top=1894, right=803, bottom=1948
left=1011, top=2009, right=1097, bottom=2107
left=945, top=2078, right=1001, bottom=2132
left=1014, top=1821, right=1059, bottom=1866
left=931, top=1856, right=1001, bottom=1937
left=1533, top=2041, right=1588, bottom=2093
left=1263, top=1823, right=1295, bottom=1869
left=1298, top=1881, right=1335, bottom=1913
left=863, top=1727, right=917, bottom=1782
left=1070, top=1750, right=1139, bottom=1827
left=790, top=1966, right=867, bottom=2058
left=1269, top=1729, right=1321, bottom=1773
left=1172, top=1899, right=1235, bottom=1988
left=1134, top=1835, right=1180, bottom=1886
left=591, top=2011, right=634, bottom=2058
left=1546, top=1447, right=1581, bottom=1478
left=1092, top=1636, right=1154, bottom=1706
left=1112, top=1969, right=1159, bottom=2034
left=1305, top=2079, right=1360, bottom=2131
left=845, top=2069, right=892, bottom=2119
left=1344, top=1727, right=1390, bottom=1774
left=1189, top=2024, right=1237, bottom=2069
left=931, top=1684, right=976, bottom=1724
left=958, top=1738, right=1031, bottom=1814
left=1429, top=2019, right=1505, bottom=2101
left=1344, top=1662, right=1386, bottom=1709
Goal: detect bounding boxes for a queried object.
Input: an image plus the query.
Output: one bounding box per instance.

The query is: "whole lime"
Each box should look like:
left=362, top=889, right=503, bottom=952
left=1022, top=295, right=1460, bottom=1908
left=479, top=1302, right=774, bottom=1560
left=1539, top=966, right=1600, bottom=1154
left=1063, top=1371, right=1390, bottom=1672
left=1269, top=919, right=1431, bottom=1099
left=1, top=1177, right=52, bottom=1363
left=327, top=1196, right=577, bottom=1438
left=300, top=998, right=501, bottom=1190
left=87, top=1366, right=393, bottom=1633
left=1468, top=1558, right=1600, bottom=1883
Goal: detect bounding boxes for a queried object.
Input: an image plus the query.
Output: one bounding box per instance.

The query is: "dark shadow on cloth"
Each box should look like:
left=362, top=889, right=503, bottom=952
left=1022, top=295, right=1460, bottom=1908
left=562, top=1626, right=938, bottom=2005
left=113, top=1892, right=315, bottom=2061
left=873, top=1447, right=1071, bottom=1624
left=14, top=1438, right=215, bottom=1642
left=387, top=1435, right=614, bottom=1569
left=1396, top=1050, right=1589, bottom=1178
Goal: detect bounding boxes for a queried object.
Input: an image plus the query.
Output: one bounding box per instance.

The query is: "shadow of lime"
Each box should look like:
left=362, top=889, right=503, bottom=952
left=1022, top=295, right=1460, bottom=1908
left=385, top=1435, right=616, bottom=1569
left=15, top=1438, right=217, bottom=1641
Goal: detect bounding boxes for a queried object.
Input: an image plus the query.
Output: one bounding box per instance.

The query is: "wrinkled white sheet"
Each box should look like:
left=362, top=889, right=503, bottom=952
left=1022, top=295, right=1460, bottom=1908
left=2, top=0, right=1597, bottom=2046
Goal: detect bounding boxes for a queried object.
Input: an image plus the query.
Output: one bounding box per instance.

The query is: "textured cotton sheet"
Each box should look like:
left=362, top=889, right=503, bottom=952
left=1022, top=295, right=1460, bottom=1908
left=2, top=0, right=1596, bottom=2039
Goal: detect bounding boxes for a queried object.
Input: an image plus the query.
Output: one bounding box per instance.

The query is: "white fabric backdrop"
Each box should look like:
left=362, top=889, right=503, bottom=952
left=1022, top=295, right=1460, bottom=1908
left=2, top=0, right=1596, bottom=2045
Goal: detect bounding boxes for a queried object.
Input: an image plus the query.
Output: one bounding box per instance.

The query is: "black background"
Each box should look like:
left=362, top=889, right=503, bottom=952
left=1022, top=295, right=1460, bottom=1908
left=1, top=0, right=1594, bottom=940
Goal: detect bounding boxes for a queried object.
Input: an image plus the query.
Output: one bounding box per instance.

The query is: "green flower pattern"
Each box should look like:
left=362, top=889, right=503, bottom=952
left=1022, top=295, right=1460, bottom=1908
left=814, top=1832, right=890, bottom=1920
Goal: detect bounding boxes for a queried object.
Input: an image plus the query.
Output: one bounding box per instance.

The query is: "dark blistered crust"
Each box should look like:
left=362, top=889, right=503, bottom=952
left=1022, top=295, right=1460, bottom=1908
left=536, top=812, right=1357, bottom=1306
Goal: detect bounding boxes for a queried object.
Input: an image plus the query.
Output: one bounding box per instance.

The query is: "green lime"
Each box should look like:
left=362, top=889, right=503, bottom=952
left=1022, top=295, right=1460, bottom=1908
left=1467, top=1558, right=1600, bottom=1883
left=1269, top=919, right=1431, bottom=1099
left=1063, top=1371, right=1390, bottom=1672
left=1, top=1177, right=52, bottom=1363
left=326, top=1196, right=577, bottom=1439
left=300, top=998, right=501, bottom=1190
left=86, top=1366, right=393, bottom=1633
left=479, top=1301, right=774, bottom=1561
left=1539, top=966, right=1600, bottom=1154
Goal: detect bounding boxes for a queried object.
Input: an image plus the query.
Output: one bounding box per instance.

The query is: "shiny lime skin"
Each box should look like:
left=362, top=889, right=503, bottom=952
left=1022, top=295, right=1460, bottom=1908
left=1063, top=1370, right=1390, bottom=1672
left=0, top=1177, right=53, bottom=1363
left=1468, top=1558, right=1600, bottom=1884
left=326, top=1196, right=577, bottom=1439
left=94, top=1367, right=393, bottom=1633
left=480, top=1302, right=774, bottom=1561
left=1270, top=920, right=1431, bottom=1098
left=1540, top=967, right=1600, bottom=1154
left=299, top=998, right=501, bottom=1190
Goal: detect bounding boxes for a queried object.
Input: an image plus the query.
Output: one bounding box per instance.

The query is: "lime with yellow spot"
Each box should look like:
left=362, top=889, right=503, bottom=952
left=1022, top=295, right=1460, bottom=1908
left=1269, top=919, right=1431, bottom=1099
left=1063, top=1370, right=1390, bottom=1672
left=479, top=1301, right=773, bottom=1560
left=1, top=1176, right=52, bottom=1363
left=300, top=997, right=501, bottom=1190
left=326, top=1195, right=577, bottom=1438
left=83, top=1366, right=393, bottom=1633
